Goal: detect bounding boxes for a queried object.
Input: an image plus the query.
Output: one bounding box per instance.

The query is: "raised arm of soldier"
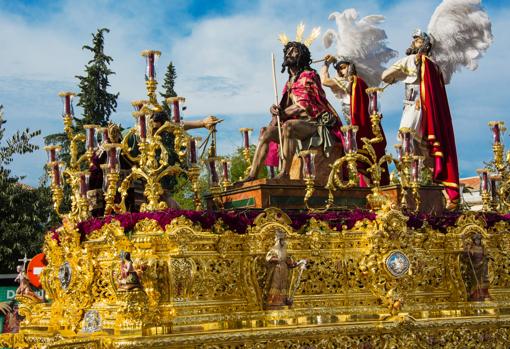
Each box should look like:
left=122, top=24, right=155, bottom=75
left=320, top=54, right=352, bottom=94
left=320, top=55, right=339, bottom=89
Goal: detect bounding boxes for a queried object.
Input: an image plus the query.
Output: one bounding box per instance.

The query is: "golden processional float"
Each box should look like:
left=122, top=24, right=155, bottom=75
left=1, top=49, right=510, bottom=349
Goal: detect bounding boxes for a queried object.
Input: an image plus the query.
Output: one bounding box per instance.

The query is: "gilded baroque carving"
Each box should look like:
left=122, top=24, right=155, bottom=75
left=5, top=208, right=510, bottom=348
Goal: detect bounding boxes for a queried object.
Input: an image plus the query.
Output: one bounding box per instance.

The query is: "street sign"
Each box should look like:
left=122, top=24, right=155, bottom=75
left=26, top=253, right=46, bottom=288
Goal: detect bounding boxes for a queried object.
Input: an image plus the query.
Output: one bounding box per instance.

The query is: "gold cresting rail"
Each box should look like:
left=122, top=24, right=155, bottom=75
left=2, top=208, right=510, bottom=348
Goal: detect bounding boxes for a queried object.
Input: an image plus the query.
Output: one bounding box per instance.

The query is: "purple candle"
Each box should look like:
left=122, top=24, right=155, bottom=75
left=371, top=91, right=378, bottom=113
left=490, top=177, right=497, bottom=199
left=304, top=154, right=312, bottom=177
left=402, top=132, right=412, bottom=155
left=189, top=138, right=197, bottom=164
left=411, top=158, right=419, bottom=182
left=102, top=128, right=110, bottom=144
left=482, top=171, right=488, bottom=192
left=108, top=147, right=118, bottom=171
left=350, top=129, right=358, bottom=153
left=492, top=123, right=501, bottom=144
left=148, top=52, right=155, bottom=80
left=209, top=159, right=219, bottom=185
left=344, top=131, right=352, bottom=153
left=48, top=148, right=56, bottom=163
left=86, top=127, right=96, bottom=150
left=79, top=173, right=87, bottom=197
left=243, top=130, right=250, bottom=149
left=139, top=114, right=147, bottom=140
left=64, top=95, right=71, bottom=116
left=101, top=165, right=109, bottom=191
left=479, top=170, right=489, bottom=193
left=52, top=163, right=61, bottom=187
left=172, top=100, right=180, bottom=123
left=222, top=161, right=229, bottom=180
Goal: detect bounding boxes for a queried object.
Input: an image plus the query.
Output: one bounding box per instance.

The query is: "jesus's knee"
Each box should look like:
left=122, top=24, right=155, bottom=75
left=259, top=127, right=271, bottom=142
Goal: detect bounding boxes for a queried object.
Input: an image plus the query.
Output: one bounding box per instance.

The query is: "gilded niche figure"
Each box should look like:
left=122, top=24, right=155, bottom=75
left=15, top=265, right=40, bottom=301
left=461, top=233, right=490, bottom=301
left=118, top=252, right=142, bottom=291
left=264, top=230, right=306, bottom=309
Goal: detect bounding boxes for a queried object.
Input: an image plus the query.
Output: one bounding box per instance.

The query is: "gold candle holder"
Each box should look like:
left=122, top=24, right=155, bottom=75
left=45, top=150, right=65, bottom=217
left=58, top=91, right=76, bottom=136
left=188, top=166, right=203, bottom=211
left=477, top=168, right=491, bottom=212
left=299, top=150, right=317, bottom=210
left=220, top=159, right=232, bottom=191
left=76, top=171, right=91, bottom=221
left=239, top=128, right=253, bottom=178
left=83, top=124, right=100, bottom=166
left=118, top=118, right=184, bottom=213
left=103, top=144, right=122, bottom=215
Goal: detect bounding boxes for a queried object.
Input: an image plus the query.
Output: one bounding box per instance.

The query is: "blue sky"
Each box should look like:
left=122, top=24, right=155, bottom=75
left=0, top=0, right=508, bottom=186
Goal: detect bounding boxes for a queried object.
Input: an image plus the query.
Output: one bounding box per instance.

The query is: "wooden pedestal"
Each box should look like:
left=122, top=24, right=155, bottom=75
left=205, top=179, right=445, bottom=213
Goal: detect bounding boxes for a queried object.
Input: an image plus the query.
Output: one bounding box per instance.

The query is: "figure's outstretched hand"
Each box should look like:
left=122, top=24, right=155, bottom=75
left=324, top=54, right=336, bottom=66
left=202, top=115, right=221, bottom=130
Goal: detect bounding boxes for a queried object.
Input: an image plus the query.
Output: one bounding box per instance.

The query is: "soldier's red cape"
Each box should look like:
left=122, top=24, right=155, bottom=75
left=419, top=54, right=460, bottom=202
left=350, top=76, right=390, bottom=185
left=265, top=69, right=342, bottom=167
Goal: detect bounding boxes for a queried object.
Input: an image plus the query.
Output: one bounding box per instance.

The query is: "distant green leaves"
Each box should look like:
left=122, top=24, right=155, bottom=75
left=0, top=105, right=53, bottom=273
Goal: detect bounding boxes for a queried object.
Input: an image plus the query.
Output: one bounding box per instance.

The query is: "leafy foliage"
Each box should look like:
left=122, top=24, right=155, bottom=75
left=229, top=145, right=267, bottom=181
left=0, top=106, right=54, bottom=273
left=172, top=174, right=208, bottom=210
left=0, top=106, right=41, bottom=179
left=171, top=145, right=267, bottom=209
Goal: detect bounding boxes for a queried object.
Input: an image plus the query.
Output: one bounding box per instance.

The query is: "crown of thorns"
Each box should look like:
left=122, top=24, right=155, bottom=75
left=278, top=22, right=320, bottom=47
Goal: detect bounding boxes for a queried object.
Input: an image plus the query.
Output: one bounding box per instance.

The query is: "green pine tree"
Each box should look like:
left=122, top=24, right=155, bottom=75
left=160, top=61, right=178, bottom=116
left=75, top=28, right=119, bottom=127
left=44, top=28, right=119, bottom=214
left=0, top=105, right=55, bottom=273
left=158, top=61, right=181, bottom=192
left=45, top=28, right=118, bottom=152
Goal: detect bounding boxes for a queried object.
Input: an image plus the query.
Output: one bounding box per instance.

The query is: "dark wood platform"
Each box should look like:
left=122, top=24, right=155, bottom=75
left=205, top=178, right=445, bottom=213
